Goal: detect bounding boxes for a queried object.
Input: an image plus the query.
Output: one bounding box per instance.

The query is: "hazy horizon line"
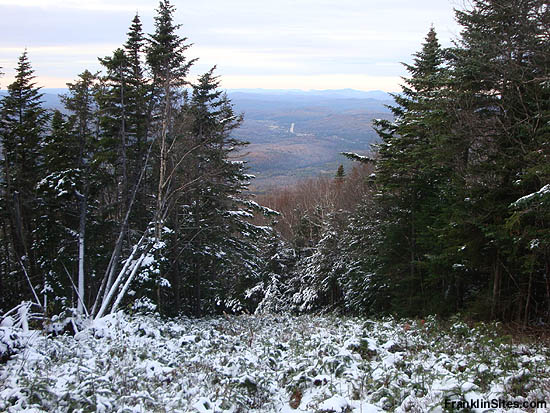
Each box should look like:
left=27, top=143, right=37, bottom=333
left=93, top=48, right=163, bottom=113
left=0, top=87, right=397, bottom=94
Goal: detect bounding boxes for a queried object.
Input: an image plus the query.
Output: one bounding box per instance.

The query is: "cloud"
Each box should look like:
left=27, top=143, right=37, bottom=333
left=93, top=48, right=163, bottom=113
left=0, top=0, right=155, bottom=13
left=0, top=45, right=122, bottom=56
left=0, top=0, right=462, bottom=90
left=0, top=44, right=125, bottom=83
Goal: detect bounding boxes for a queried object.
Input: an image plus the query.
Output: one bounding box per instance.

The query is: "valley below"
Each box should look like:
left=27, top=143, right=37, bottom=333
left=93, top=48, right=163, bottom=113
left=229, top=89, right=393, bottom=191
left=2, top=88, right=393, bottom=192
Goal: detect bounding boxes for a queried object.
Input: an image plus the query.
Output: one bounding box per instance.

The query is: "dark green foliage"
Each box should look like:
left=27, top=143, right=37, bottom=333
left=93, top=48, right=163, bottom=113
left=1, top=0, right=548, bottom=324
left=338, top=196, right=389, bottom=315
left=446, top=0, right=550, bottom=323
left=97, top=14, right=152, bottom=228
left=335, top=164, right=345, bottom=180
left=0, top=1, right=274, bottom=318
left=365, top=0, right=550, bottom=322
left=372, top=27, right=455, bottom=316
left=122, top=13, right=150, bottom=197
left=0, top=52, right=49, bottom=309
left=270, top=0, right=549, bottom=323
left=161, top=68, right=273, bottom=315
left=35, top=110, right=81, bottom=312
left=147, top=0, right=195, bottom=87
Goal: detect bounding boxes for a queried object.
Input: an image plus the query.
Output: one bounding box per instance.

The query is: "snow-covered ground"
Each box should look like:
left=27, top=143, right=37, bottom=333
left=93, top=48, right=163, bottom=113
left=1, top=313, right=549, bottom=412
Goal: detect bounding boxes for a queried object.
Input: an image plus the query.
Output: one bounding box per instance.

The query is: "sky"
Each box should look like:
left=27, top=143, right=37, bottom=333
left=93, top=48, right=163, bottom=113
left=0, top=0, right=463, bottom=92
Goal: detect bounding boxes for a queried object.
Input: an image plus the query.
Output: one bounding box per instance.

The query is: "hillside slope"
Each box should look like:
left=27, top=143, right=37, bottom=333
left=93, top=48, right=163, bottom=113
left=0, top=88, right=393, bottom=190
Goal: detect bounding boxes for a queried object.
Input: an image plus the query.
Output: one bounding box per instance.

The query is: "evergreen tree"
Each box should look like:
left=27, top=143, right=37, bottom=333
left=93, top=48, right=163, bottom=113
left=361, top=1, right=550, bottom=322
left=60, top=70, right=102, bottom=314
left=98, top=14, right=150, bottom=225
left=97, top=48, right=131, bottom=215
left=123, top=13, right=151, bottom=218
left=335, top=164, right=345, bottom=180
left=147, top=0, right=197, bottom=242
left=339, top=194, right=389, bottom=314
left=89, top=14, right=154, bottom=318
left=0, top=1, right=281, bottom=318
left=289, top=211, right=345, bottom=312
left=35, top=110, right=81, bottom=313
left=253, top=235, right=297, bottom=314
left=0, top=52, right=49, bottom=309
left=373, top=28, right=453, bottom=315
left=444, top=0, right=550, bottom=322
left=164, top=68, right=273, bottom=315
left=147, top=0, right=194, bottom=89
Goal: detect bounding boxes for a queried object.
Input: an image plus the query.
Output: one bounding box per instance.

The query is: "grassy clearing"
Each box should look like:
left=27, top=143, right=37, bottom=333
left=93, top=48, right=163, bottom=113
left=1, top=313, right=549, bottom=412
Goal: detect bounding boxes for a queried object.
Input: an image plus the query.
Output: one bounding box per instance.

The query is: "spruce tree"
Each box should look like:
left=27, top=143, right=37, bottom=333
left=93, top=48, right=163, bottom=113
left=0, top=52, right=49, bottom=308
left=89, top=15, right=154, bottom=317
left=339, top=194, right=388, bottom=314
left=164, top=68, right=273, bottom=315
left=97, top=48, right=131, bottom=216
left=335, top=164, right=345, bottom=180
left=98, top=14, right=150, bottom=224
left=147, top=0, right=194, bottom=89
left=35, top=110, right=81, bottom=312
left=290, top=211, right=346, bottom=312
left=147, top=0, right=197, bottom=242
left=123, top=13, right=150, bottom=210
left=253, top=235, right=297, bottom=314
left=60, top=70, right=101, bottom=314
left=373, top=28, right=452, bottom=315
left=446, top=0, right=550, bottom=322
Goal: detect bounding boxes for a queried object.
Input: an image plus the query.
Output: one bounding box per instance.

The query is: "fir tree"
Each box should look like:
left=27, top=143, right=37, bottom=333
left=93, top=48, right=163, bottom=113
left=335, top=164, right=345, bottom=180
left=147, top=0, right=197, bottom=242
left=253, top=235, right=297, bottom=314
left=98, top=14, right=151, bottom=224
left=147, top=0, right=194, bottom=88
left=339, top=194, right=388, bottom=314
left=123, top=13, right=150, bottom=210
left=0, top=52, right=49, bottom=308
left=445, top=0, right=550, bottom=322
left=290, top=211, right=345, bottom=312
left=60, top=70, right=101, bottom=314
left=35, top=110, right=81, bottom=312
left=373, top=28, right=452, bottom=315
left=164, top=68, right=273, bottom=315
left=90, top=14, right=153, bottom=318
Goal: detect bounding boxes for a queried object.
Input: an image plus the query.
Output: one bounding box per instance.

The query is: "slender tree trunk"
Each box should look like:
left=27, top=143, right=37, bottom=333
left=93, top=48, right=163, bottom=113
left=120, top=65, right=129, bottom=218
left=0, top=221, right=9, bottom=307
left=156, top=78, right=172, bottom=241
left=12, top=192, right=28, bottom=266
left=523, top=270, right=533, bottom=328
left=110, top=252, right=147, bottom=314
left=491, top=253, right=501, bottom=319
left=77, top=190, right=87, bottom=314
left=92, top=141, right=153, bottom=316
left=95, top=232, right=149, bottom=319
left=545, top=258, right=550, bottom=323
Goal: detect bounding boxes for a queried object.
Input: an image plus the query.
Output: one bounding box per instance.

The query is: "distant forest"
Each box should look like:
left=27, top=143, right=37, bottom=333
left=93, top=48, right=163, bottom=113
left=0, top=0, right=549, bottom=325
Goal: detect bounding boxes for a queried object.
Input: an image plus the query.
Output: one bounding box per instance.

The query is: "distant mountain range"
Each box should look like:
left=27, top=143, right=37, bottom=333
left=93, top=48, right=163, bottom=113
left=228, top=88, right=392, bottom=100
left=0, top=88, right=394, bottom=191
left=227, top=89, right=393, bottom=191
left=0, top=89, right=66, bottom=112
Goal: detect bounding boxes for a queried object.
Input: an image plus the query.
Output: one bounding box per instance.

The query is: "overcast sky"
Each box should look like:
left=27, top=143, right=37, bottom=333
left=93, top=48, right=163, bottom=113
left=0, top=0, right=463, bottom=92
